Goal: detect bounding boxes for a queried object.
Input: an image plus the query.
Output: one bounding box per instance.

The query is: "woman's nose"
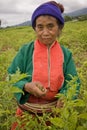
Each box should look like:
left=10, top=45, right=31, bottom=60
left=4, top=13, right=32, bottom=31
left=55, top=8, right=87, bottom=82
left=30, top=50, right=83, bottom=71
left=42, top=28, right=49, bottom=35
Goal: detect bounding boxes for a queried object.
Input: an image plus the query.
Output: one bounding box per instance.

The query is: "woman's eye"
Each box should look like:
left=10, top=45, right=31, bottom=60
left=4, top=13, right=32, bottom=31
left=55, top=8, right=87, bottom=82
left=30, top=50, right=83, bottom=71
left=37, top=25, right=43, bottom=30
left=48, top=24, right=54, bottom=29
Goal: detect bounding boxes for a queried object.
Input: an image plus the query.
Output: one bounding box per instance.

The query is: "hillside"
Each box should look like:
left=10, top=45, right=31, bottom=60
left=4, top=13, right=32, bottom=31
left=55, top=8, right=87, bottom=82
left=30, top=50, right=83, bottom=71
left=64, top=8, right=87, bottom=17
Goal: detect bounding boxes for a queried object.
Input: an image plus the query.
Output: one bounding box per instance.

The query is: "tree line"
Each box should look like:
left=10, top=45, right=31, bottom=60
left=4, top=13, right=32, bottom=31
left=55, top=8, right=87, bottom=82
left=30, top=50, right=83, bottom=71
left=64, top=14, right=87, bottom=22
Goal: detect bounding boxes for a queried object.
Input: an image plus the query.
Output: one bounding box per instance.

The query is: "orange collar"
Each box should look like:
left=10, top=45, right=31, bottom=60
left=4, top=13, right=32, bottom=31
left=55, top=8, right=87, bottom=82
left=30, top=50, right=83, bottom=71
left=30, top=39, right=64, bottom=102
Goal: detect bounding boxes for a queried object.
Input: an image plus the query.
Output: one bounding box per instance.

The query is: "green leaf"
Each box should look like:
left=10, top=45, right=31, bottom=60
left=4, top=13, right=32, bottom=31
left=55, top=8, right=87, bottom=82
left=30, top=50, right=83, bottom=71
left=73, top=99, right=86, bottom=107
left=78, top=113, right=87, bottom=120
left=50, top=117, right=64, bottom=128
left=10, top=86, right=24, bottom=94
left=77, top=126, right=87, bottom=130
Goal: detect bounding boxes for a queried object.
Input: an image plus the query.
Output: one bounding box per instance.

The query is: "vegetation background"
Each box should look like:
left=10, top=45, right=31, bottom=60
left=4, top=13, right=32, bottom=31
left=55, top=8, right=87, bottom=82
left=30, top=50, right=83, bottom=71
left=0, top=20, right=87, bottom=130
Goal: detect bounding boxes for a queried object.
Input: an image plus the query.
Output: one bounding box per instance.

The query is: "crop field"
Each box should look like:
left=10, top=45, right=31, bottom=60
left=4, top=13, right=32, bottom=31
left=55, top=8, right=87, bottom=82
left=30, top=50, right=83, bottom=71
left=0, top=21, right=87, bottom=129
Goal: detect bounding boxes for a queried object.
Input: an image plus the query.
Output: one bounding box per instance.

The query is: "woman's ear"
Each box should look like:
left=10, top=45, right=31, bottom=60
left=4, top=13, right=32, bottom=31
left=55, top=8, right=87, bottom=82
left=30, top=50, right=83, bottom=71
left=57, top=24, right=64, bottom=37
left=57, top=28, right=61, bottom=37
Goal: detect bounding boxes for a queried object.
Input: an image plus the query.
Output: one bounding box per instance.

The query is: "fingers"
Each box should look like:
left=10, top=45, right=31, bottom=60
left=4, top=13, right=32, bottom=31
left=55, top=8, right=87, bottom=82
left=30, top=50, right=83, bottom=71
left=24, top=82, right=47, bottom=98
left=35, top=82, right=46, bottom=92
left=56, top=99, right=64, bottom=108
left=33, top=87, right=47, bottom=97
left=33, top=82, right=47, bottom=97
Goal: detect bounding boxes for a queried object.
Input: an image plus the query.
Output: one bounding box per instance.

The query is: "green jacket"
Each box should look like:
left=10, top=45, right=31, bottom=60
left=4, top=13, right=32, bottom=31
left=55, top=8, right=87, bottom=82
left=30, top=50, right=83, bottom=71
left=8, top=41, right=80, bottom=104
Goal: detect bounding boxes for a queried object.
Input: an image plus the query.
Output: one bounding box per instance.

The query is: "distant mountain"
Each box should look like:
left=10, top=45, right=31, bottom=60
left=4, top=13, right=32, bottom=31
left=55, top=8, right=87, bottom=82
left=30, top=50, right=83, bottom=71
left=11, top=8, right=87, bottom=27
left=15, top=20, right=31, bottom=26
left=64, top=8, right=87, bottom=17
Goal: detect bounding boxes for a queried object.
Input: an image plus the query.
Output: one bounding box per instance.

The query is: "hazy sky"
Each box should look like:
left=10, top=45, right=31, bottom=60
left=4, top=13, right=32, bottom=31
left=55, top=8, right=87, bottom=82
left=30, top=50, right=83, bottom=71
left=0, top=0, right=87, bottom=27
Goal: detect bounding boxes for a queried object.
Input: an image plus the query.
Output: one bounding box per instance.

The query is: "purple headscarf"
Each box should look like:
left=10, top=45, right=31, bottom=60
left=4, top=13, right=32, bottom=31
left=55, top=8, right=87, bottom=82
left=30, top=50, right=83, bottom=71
left=31, top=2, right=64, bottom=28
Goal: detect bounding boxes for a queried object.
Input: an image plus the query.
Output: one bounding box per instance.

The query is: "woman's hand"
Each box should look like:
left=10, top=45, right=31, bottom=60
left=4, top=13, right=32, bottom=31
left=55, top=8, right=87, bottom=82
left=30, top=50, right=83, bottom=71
left=24, top=82, right=47, bottom=97
left=56, top=99, right=64, bottom=108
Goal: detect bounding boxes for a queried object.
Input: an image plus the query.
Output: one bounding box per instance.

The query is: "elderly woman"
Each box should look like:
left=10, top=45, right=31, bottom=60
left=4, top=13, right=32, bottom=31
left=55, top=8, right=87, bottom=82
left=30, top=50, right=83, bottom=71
left=8, top=1, right=80, bottom=129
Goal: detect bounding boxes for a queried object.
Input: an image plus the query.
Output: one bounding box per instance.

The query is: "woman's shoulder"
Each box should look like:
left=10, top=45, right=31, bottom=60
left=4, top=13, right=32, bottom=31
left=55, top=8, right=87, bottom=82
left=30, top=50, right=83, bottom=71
left=60, top=45, right=72, bottom=57
left=60, top=45, right=73, bottom=65
left=19, top=41, right=34, bottom=54
left=21, top=41, right=34, bottom=50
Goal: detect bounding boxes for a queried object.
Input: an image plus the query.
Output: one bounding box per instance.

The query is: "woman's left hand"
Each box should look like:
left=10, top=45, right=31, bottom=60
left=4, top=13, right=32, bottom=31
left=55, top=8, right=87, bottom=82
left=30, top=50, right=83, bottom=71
left=56, top=99, right=64, bottom=108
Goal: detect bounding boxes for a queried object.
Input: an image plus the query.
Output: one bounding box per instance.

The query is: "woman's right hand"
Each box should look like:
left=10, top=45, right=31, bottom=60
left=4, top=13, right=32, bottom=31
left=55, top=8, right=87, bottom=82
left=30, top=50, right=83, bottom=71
left=24, top=82, right=47, bottom=98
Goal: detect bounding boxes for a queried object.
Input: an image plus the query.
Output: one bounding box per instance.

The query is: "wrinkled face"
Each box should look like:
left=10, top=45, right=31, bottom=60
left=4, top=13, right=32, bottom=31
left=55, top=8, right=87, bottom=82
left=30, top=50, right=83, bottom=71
left=35, top=15, right=60, bottom=47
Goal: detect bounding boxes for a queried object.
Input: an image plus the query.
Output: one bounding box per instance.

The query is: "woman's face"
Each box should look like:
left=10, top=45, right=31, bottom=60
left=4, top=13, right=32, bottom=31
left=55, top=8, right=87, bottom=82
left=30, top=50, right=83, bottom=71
left=35, top=15, right=60, bottom=47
